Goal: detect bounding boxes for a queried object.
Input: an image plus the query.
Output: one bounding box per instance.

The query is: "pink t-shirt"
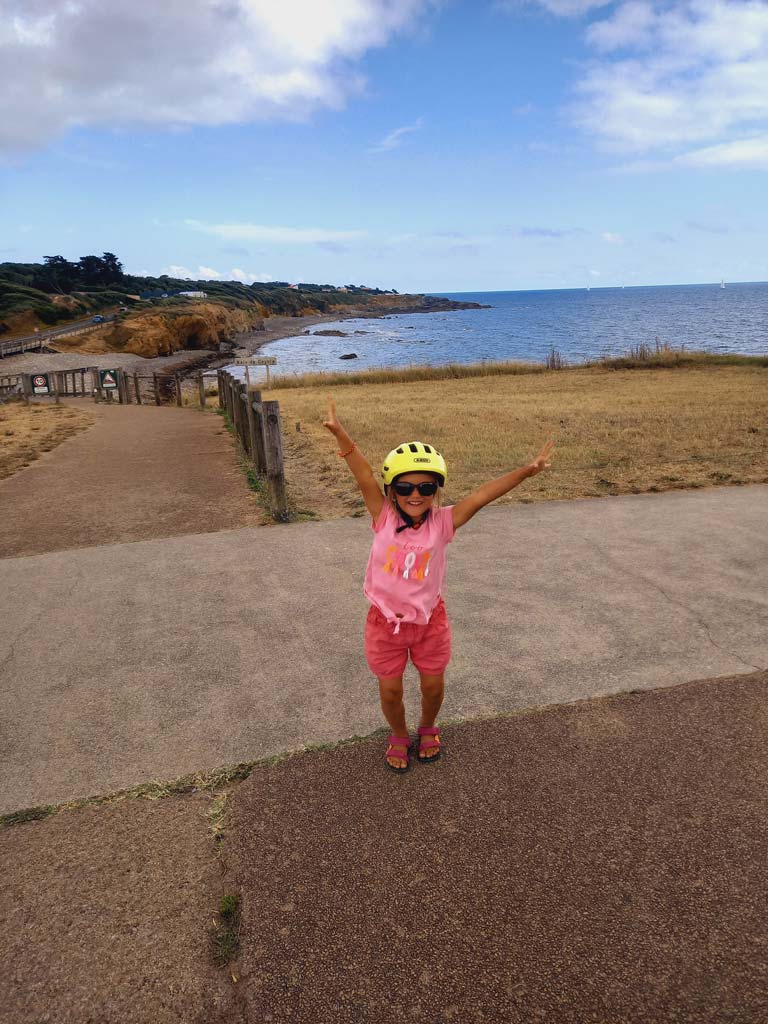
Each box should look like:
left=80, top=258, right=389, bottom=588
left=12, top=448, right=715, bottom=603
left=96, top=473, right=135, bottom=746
left=364, top=501, right=456, bottom=627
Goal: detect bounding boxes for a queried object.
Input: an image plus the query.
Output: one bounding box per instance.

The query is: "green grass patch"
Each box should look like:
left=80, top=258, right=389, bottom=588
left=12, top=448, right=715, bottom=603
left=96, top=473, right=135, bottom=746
left=211, top=893, right=241, bottom=967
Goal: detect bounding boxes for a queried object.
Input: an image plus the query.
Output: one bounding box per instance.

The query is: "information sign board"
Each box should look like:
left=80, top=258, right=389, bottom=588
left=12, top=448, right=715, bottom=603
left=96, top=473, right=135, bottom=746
left=99, top=369, right=119, bottom=390
left=32, top=373, right=51, bottom=395
left=233, top=356, right=277, bottom=387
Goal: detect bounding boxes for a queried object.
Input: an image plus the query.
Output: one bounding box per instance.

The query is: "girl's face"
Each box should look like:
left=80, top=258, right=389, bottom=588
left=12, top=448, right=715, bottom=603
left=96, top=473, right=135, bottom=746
left=391, top=472, right=440, bottom=521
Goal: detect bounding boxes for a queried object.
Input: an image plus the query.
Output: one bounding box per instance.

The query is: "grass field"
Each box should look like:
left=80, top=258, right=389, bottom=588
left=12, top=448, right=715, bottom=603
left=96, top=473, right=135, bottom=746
left=260, top=363, right=768, bottom=519
left=0, top=402, right=94, bottom=481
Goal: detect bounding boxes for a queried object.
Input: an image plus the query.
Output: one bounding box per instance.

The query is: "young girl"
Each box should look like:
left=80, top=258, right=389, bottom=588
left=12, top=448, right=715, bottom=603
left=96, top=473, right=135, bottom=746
left=323, top=397, right=554, bottom=772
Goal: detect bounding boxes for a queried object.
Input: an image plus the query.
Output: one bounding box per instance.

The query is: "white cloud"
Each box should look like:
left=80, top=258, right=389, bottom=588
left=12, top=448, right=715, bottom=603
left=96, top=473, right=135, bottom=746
left=586, top=1, right=655, bottom=51
left=536, top=0, right=611, bottom=13
left=369, top=116, right=424, bottom=152
left=505, top=0, right=611, bottom=14
left=572, top=1, right=768, bottom=157
left=185, top=219, right=365, bottom=244
left=601, top=231, right=625, bottom=243
left=230, top=268, right=274, bottom=283
left=675, top=133, right=768, bottom=168
left=0, top=0, right=435, bottom=154
left=162, top=264, right=273, bottom=283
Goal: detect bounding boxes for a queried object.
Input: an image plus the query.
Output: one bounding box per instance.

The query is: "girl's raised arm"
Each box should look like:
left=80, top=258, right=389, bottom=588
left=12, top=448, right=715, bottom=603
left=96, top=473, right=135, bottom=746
left=322, top=396, right=384, bottom=520
left=451, top=440, right=555, bottom=529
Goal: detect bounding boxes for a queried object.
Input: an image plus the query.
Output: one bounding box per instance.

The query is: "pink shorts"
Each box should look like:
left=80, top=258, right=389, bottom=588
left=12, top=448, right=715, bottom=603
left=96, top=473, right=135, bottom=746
left=364, top=598, right=452, bottom=678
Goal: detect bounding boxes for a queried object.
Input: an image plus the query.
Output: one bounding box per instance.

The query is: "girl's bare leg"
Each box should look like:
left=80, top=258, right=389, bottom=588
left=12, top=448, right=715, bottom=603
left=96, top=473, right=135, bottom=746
left=418, top=672, right=445, bottom=758
left=378, top=676, right=409, bottom=769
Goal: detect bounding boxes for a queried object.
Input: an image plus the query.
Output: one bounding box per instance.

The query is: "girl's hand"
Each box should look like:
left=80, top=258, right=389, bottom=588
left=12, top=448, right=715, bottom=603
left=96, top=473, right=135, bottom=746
left=528, top=439, right=555, bottom=476
left=322, top=396, right=343, bottom=438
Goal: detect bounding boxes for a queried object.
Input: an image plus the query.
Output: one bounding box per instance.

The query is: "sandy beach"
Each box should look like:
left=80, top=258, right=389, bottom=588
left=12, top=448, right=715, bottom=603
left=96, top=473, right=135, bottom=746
left=229, top=310, right=389, bottom=359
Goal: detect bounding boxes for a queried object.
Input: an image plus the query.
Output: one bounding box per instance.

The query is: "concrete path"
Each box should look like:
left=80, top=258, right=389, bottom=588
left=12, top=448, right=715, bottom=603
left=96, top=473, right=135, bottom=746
left=2, top=484, right=766, bottom=815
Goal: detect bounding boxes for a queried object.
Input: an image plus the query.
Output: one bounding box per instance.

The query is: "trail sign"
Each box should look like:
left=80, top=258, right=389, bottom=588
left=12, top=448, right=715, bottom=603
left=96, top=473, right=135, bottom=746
left=233, top=356, right=277, bottom=387
left=32, top=374, right=51, bottom=395
left=100, top=369, right=119, bottom=390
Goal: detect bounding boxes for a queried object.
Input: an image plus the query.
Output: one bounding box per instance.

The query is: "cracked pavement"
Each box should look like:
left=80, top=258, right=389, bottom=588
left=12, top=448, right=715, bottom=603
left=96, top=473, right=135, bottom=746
left=1, top=485, right=766, bottom=815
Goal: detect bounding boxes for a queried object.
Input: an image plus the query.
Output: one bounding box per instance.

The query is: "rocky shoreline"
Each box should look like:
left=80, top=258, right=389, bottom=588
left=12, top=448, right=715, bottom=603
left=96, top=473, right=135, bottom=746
left=0, top=299, right=487, bottom=382
left=228, top=298, right=486, bottom=363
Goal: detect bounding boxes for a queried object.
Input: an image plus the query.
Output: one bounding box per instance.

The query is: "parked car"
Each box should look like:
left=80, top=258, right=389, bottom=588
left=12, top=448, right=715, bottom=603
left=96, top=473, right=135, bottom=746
left=92, top=315, right=105, bottom=323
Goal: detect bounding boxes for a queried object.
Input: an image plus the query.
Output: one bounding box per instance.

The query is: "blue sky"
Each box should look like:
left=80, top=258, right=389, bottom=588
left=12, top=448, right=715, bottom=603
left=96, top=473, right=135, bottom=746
left=1, top=0, right=767, bottom=292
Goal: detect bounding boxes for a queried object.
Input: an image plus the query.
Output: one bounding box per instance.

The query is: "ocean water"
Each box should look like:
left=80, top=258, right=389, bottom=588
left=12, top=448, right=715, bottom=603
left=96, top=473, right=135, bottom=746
left=252, top=282, right=767, bottom=379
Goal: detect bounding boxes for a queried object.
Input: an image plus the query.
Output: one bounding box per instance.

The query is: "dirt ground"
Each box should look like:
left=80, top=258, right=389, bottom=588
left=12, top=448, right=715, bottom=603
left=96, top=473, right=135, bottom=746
left=0, top=400, right=265, bottom=558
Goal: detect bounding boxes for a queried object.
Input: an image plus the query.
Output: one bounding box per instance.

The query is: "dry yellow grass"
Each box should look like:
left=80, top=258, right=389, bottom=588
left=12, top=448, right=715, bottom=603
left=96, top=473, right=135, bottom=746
left=0, top=401, right=95, bottom=480
left=262, top=364, right=768, bottom=518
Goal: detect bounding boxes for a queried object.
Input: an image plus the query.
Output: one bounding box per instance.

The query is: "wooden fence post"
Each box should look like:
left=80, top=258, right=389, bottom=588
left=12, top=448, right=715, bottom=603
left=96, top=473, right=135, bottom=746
left=227, top=373, right=235, bottom=420
left=175, top=374, right=182, bottom=407
left=198, top=371, right=206, bottom=408
left=239, top=390, right=251, bottom=457
left=234, top=381, right=246, bottom=447
left=153, top=373, right=161, bottom=406
left=247, top=391, right=265, bottom=473
left=262, top=400, right=288, bottom=521
left=91, top=367, right=101, bottom=403
left=134, top=373, right=142, bottom=405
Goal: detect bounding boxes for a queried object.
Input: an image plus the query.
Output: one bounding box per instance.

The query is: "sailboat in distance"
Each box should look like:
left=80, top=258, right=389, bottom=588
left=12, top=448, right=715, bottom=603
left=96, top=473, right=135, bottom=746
left=720, top=279, right=726, bottom=288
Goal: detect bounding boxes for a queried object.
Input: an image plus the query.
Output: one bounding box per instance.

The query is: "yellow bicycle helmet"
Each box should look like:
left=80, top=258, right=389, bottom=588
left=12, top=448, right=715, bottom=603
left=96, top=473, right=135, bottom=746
left=381, top=441, right=447, bottom=487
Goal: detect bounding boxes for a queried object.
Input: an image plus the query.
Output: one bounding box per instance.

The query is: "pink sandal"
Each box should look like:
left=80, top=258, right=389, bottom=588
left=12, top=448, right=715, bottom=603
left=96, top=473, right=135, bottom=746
left=417, top=726, right=442, bottom=763
left=385, top=735, right=412, bottom=773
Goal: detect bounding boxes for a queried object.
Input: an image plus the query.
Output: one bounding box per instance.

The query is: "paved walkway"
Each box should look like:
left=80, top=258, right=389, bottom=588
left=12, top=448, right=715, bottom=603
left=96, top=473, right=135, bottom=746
left=2, top=671, right=766, bottom=1023
left=1, top=484, right=766, bottom=814
left=2, top=409, right=767, bottom=1021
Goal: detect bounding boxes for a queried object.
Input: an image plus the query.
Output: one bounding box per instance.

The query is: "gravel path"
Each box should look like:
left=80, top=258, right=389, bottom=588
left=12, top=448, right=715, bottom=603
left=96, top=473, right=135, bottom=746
left=229, top=670, right=768, bottom=1023
left=2, top=670, right=765, bottom=1023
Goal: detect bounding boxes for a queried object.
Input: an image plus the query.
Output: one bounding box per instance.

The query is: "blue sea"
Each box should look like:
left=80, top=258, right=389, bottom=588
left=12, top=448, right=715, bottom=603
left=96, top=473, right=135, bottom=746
left=255, top=282, right=767, bottom=379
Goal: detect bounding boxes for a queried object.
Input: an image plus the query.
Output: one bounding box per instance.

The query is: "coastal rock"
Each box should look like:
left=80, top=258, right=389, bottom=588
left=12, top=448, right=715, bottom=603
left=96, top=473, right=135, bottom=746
left=313, top=329, right=347, bottom=337
left=354, top=330, right=370, bottom=335
left=339, top=353, right=358, bottom=360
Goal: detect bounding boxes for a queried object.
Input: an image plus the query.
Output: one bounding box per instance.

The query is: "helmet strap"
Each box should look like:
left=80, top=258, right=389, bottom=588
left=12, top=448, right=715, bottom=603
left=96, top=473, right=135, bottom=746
left=394, top=505, right=430, bottom=534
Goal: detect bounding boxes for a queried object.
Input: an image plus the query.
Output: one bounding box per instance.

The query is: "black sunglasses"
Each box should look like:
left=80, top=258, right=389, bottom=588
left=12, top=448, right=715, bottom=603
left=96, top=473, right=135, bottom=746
left=392, top=481, right=439, bottom=497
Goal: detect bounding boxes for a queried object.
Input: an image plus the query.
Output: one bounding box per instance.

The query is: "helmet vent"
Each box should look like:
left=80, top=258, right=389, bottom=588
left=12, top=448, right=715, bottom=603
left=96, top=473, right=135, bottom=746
left=408, top=443, right=418, bottom=453
left=396, top=447, right=404, bottom=454
left=423, top=445, right=432, bottom=453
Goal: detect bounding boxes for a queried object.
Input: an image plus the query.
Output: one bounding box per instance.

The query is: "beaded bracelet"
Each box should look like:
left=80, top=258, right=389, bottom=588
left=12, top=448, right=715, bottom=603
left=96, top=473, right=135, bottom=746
left=338, top=442, right=356, bottom=458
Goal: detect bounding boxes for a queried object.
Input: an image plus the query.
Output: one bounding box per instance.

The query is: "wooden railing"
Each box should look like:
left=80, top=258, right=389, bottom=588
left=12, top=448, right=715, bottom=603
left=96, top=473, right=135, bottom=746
left=217, top=369, right=288, bottom=521
left=0, top=320, right=111, bottom=359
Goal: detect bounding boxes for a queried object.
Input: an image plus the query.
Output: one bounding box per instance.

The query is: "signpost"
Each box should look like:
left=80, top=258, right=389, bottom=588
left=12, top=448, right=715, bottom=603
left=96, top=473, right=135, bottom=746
left=233, top=357, right=277, bottom=389
left=31, top=373, right=51, bottom=395
left=99, top=369, right=119, bottom=390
